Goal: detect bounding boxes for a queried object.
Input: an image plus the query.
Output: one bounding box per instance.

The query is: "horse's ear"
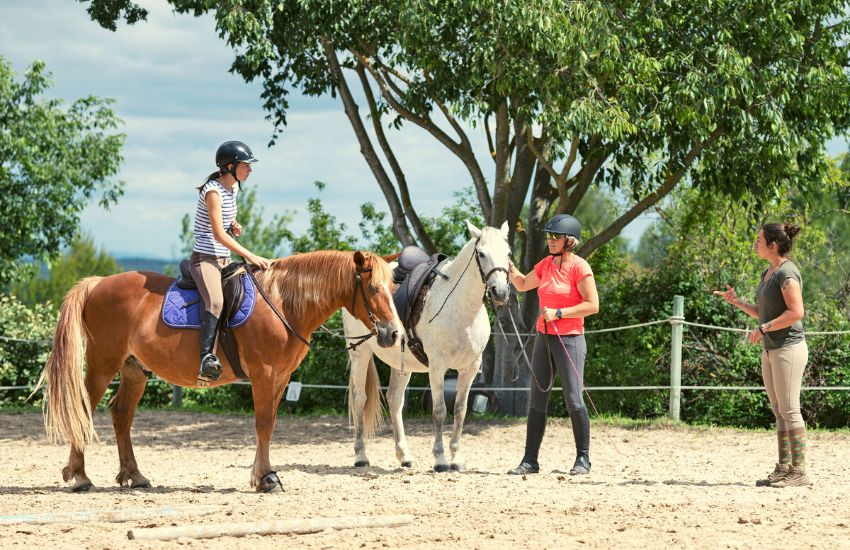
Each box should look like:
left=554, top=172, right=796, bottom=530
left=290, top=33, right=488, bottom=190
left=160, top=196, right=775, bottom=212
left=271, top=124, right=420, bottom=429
left=499, top=220, right=509, bottom=239
left=354, top=250, right=368, bottom=267
left=466, top=219, right=482, bottom=239
left=383, top=252, right=402, bottom=262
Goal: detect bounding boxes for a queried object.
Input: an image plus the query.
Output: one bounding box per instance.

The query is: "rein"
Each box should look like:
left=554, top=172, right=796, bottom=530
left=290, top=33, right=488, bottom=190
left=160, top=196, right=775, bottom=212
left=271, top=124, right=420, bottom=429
left=427, top=237, right=509, bottom=323
left=244, top=261, right=378, bottom=352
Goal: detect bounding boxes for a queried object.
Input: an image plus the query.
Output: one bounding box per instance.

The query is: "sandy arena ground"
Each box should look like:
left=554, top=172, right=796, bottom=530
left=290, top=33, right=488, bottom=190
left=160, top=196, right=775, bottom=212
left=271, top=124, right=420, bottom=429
left=0, top=410, right=848, bottom=549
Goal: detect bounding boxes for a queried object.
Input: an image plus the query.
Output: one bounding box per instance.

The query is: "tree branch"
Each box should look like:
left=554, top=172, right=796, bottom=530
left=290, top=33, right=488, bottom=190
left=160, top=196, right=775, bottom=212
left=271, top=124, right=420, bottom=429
left=353, top=50, right=492, bottom=220
left=354, top=63, right=436, bottom=253
left=320, top=38, right=416, bottom=246
left=578, top=126, right=725, bottom=257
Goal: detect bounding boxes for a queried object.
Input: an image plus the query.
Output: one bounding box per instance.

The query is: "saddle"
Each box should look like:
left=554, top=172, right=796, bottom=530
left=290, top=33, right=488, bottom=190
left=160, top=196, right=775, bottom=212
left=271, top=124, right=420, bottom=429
left=391, top=246, right=448, bottom=366
left=171, top=259, right=251, bottom=379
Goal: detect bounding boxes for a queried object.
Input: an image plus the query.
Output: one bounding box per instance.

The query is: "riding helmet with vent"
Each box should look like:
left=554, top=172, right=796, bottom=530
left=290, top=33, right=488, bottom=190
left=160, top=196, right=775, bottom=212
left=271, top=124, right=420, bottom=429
left=544, top=214, right=581, bottom=238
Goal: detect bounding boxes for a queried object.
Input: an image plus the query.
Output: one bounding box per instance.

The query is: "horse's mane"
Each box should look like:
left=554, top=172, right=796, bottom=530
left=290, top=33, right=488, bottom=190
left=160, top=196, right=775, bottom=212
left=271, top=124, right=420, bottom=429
left=256, top=250, right=392, bottom=320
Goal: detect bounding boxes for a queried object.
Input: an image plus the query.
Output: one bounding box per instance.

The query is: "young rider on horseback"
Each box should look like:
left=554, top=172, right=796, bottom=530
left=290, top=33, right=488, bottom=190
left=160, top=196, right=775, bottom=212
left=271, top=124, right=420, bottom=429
left=191, top=141, right=271, bottom=386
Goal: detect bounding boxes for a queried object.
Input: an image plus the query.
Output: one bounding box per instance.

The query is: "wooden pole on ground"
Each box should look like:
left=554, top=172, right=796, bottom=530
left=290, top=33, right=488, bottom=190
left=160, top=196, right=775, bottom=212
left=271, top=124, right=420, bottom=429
left=0, top=505, right=221, bottom=525
left=127, top=514, right=415, bottom=541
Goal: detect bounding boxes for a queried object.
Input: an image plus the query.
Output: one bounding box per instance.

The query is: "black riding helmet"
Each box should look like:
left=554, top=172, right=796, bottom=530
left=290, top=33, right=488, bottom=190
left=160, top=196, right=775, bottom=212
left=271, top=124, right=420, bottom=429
left=545, top=214, right=581, bottom=256
left=215, top=141, right=258, bottom=185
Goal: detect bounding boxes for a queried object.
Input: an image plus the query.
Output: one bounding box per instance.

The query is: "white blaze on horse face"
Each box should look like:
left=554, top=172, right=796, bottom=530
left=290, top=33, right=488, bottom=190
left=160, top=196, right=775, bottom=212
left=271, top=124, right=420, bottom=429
left=383, top=281, right=403, bottom=335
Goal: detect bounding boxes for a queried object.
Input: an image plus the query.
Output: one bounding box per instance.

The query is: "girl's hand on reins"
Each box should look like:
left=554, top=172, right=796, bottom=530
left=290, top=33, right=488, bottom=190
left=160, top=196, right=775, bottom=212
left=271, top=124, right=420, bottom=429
left=249, top=255, right=271, bottom=270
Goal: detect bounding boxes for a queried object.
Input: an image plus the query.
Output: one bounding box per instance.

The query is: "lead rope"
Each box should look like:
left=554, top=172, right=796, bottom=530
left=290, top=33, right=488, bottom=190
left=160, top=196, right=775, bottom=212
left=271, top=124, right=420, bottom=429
left=547, top=319, right=626, bottom=456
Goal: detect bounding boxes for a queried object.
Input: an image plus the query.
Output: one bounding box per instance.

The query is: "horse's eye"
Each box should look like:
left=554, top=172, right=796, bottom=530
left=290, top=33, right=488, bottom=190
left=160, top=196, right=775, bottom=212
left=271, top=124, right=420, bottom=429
left=369, top=284, right=378, bottom=294
left=477, top=251, right=485, bottom=258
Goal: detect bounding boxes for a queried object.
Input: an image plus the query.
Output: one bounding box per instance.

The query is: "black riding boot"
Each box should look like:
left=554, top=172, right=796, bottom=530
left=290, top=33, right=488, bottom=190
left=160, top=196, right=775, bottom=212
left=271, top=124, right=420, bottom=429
left=508, top=410, right=547, bottom=475
left=569, top=407, right=591, bottom=475
left=197, top=311, right=222, bottom=386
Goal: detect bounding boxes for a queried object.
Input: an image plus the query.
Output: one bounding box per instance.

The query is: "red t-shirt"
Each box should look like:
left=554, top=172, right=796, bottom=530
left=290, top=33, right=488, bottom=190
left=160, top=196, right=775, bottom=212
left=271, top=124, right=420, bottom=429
left=534, top=254, right=594, bottom=335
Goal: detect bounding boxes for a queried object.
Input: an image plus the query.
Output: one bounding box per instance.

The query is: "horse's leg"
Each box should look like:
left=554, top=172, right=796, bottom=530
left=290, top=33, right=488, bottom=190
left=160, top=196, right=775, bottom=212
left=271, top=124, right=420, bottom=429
left=448, top=361, right=480, bottom=472
left=64, top=353, right=121, bottom=492
left=250, top=371, right=288, bottom=492
left=386, top=368, right=414, bottom=468
left=111, top=358, right=151, bottom=488
left=428, top=366, right=450, bottom=472
left=348, top=348, right=372, bottom=467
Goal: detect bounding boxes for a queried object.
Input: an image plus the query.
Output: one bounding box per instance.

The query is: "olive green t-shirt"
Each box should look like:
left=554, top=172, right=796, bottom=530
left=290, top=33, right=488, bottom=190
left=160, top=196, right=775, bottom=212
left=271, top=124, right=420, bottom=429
left=756, top=260, right=804, bottom=350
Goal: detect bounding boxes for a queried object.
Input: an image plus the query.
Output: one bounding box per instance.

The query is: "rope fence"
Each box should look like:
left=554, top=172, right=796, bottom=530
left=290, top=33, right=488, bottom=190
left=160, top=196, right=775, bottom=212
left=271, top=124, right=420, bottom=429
left=2, top=295, right=849, bottom=418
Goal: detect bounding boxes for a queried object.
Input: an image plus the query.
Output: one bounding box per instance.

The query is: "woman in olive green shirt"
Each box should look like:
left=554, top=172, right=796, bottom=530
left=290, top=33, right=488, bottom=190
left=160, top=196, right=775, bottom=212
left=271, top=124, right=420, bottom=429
left=715, top=223, right=809, bottom=488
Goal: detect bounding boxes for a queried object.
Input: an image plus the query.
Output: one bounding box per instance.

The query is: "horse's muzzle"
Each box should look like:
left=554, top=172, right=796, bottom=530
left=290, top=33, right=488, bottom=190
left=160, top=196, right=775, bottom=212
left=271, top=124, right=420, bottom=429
left=489, top=283, right=510, bottom=306
left=375, top=321, right=399, bottom=348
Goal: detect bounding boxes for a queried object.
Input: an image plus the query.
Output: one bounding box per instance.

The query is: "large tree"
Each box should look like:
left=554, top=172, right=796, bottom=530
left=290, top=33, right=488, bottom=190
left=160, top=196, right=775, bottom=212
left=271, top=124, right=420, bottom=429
left=86, top=0, right=850, bottom=265
left=0, top=56, right=124, bottom=286
left=82, top=0, right=850, bottom=411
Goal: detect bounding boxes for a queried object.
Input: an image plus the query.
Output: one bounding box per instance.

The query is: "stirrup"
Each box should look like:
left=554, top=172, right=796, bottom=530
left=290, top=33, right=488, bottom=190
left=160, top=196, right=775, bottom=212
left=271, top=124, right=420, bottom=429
left=197, top=354, right=222, bottom=386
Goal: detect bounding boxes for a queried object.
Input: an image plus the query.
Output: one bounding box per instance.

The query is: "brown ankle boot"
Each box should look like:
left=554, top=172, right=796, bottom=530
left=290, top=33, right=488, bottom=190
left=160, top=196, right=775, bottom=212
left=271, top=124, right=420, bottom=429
left=755, top=462, right=791, bottom=487
left=770, top=465, right=811, bottom=488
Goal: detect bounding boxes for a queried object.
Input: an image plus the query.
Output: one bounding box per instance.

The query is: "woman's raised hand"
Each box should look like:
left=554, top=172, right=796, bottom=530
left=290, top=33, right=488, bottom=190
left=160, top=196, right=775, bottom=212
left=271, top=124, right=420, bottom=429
left=713, top=284, right=738, bottom=305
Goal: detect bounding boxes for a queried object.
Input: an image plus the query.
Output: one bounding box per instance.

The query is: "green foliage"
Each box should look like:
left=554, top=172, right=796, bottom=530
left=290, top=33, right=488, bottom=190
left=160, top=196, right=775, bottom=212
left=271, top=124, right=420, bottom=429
left=0, top=57, right=124, bottom=287
left=10, top=235, right=119, bottom=307
left=0, top=294, right=54, bottom=406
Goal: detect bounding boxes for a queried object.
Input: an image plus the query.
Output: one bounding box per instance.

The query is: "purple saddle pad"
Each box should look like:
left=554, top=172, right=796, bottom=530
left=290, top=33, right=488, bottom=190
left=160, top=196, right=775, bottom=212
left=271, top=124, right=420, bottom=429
left=161, top=272, right=257, bottom=329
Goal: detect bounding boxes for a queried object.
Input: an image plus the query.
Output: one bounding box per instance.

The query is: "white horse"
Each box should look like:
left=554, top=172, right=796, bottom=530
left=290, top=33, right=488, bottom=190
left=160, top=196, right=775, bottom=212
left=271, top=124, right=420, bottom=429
left=342, top=221, right=511, bottom=471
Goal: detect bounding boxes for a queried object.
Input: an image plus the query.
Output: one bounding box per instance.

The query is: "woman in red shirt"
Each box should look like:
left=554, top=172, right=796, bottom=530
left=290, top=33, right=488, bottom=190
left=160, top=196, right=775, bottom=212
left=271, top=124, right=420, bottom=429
left=507, top=214, right=599, bottom=475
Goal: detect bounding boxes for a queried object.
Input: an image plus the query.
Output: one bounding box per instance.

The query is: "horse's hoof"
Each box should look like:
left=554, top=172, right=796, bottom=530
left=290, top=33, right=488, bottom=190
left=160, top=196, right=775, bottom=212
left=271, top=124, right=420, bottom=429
left=354, top=460, right=370, bottom=468
left=130, top=479, right=151, bottom=489
left=433, top=464, right=451, bottom=473
left=72, top=481, right=93, bottom=493
left=401, top=461, right=414, bottom=468
left=257, top=471, right=284, bottom=493
left=450, top=463, right=466, bottom=472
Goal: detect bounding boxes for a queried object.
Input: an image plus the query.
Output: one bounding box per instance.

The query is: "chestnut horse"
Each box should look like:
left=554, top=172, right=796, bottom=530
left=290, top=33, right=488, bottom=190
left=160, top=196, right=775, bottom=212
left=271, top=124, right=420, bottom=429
left=37, top=250, right=401, bottom=492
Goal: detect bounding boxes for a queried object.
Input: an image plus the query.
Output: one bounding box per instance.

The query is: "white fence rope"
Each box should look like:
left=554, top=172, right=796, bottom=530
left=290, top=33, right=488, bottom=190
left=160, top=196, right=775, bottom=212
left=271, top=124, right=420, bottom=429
left=4, top=307, right=850, bottom=400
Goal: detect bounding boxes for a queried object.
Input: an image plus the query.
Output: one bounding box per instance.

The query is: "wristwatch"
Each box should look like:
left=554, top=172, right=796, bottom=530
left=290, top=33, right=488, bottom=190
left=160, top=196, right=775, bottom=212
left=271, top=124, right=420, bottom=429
left=555, top=309, right=563, bottom=319
left=758, top=324, right=766, bottom=335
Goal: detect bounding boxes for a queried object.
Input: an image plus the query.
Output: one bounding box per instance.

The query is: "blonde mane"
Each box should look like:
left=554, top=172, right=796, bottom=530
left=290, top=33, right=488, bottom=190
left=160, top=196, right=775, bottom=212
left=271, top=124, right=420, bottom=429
left=256, top=250, right=393, bottom=320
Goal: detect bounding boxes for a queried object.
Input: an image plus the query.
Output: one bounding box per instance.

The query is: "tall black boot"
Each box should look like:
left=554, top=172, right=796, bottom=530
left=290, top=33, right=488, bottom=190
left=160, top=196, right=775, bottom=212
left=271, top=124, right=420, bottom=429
left=508, top=411, right=547, bottom=475
left=569, top=407, right=591, bottom=475
left=197, top=311, right=222, bottom=386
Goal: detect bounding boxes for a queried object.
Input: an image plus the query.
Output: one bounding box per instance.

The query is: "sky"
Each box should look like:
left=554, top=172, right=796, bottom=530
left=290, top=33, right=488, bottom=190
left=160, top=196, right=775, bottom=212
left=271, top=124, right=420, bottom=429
left=3, top=1, right=845, bottom=260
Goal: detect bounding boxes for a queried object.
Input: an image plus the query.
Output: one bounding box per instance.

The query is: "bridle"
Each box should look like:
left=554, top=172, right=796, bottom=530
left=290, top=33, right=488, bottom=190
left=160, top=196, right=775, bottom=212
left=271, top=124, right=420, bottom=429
left=473, top=240, right=511, bottom=302
left=247, top=262, right=383, bottom=351
left=351, top=266, right=380, bottom=335
left=428, top=236, right=509, bottom=323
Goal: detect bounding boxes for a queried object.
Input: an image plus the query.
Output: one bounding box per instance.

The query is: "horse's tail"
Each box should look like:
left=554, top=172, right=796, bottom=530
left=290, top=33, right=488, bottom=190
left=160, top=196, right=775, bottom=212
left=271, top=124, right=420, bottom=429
left=348, top=355, right=386, bottom=439
left=33, top=276, right=103, bottom=450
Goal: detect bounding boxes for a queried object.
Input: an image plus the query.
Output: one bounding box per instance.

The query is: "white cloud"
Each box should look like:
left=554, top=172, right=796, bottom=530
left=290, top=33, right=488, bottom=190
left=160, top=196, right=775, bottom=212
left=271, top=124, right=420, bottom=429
left=2, top=0, right=500, bottom=259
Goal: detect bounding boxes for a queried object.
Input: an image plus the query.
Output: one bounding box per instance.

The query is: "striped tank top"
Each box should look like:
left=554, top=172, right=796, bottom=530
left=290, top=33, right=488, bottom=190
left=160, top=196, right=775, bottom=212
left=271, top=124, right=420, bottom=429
left=193, top=180, right=238, bottom=257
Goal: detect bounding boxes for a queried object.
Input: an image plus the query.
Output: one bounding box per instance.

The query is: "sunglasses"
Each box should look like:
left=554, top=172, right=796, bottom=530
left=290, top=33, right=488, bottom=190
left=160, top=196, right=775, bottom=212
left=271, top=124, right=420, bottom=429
left=545, top=232, right=566, bottom=240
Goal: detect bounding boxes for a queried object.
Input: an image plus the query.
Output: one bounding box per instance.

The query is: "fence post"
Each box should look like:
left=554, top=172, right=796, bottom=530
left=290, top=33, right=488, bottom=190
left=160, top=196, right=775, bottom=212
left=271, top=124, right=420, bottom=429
left=172, top=385, right=182, bottom=408
left=669, top=295, right=684, bottom=421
